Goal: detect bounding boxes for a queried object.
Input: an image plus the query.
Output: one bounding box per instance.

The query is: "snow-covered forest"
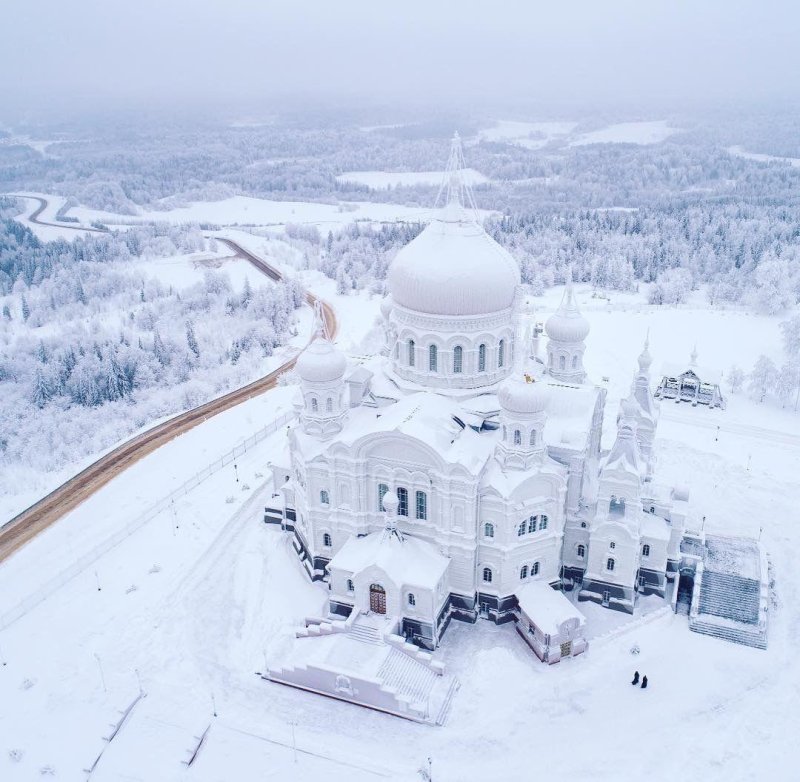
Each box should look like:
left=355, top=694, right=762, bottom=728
left=3, top=109, right=800, bottom=510
left=0, top=209, right=303, bottom=505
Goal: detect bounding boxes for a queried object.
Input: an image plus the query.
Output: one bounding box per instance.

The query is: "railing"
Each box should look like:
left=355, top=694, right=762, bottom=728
left=0, top=410, right=294, bottom=632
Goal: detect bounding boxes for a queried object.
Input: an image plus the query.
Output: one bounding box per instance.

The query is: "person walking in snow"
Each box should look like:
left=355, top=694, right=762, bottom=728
left=641, top=675, right=648, bottom=689
left=631, top=671, right=640, bottom=685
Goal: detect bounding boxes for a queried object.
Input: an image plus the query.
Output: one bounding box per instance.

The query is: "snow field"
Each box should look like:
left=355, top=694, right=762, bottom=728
left=336, top=169, right=490, bottom=190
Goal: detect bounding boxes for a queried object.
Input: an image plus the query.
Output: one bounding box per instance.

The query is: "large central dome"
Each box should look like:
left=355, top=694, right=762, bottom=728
left=388, top=199, right=520, bottom=317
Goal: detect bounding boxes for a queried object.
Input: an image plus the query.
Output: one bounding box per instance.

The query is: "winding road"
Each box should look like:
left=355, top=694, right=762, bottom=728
left=10, top=193, right=107, bottom=233
left=0, top=210, right=337, bottom=563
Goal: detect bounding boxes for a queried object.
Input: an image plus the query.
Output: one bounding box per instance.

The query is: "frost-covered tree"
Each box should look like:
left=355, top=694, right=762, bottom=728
left=749, top=258, right=797, bottom=315
left=186, top=321, right=200, bottom=359
left=727, top=365, right=745, bottom=394
left=748, top=355, right=779, bottom=402
left=777, top=362, right=800, bottom=411
left=780, top=315, right=800, bottom=360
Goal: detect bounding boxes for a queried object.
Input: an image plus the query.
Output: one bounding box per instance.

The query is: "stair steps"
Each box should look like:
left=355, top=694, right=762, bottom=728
left=377, top=649, right=439, bottom=708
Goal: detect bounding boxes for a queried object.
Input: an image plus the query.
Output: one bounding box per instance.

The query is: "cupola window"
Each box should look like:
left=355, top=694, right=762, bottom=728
left=453, top=345, right=463, bottom=374
left=429, top=344, right=438, bottom=372
left=478, top=344, right=486, bottom=372
left=408, top=339, right=415, bottom=366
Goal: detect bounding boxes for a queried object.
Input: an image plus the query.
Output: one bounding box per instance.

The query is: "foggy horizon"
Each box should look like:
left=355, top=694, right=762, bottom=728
left=2, top=0, right=799, bottom=119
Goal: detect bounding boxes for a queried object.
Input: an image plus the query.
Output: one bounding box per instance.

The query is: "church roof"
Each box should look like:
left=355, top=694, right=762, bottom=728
left=545, top=277, right=590, bottom=344
left=387, top=133, right=519, bottom=318
left=660, top=363, right=722, bottom=385
left=330, top=530, right=449, bottom=590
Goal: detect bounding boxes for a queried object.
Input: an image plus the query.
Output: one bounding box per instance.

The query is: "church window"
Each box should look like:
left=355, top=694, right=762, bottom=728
left=498, top=339, right=505, bottom=368
left=378, top=483, right=389, bottom=511
left=311, top=397, right=318, bottom=412
left=520, top=565, right=528, bottom=580
left=577, top=544, right=586, bottom=558
left=397, top=487, right=409, bottom=516
left=482, top=567, right=493, bottom=583
left=323, top=533, right=332, bottom=547
left=528, top=515, right=537, bottom=533
left=642, top=544, right=651, bottom=557
left=580, top=522, right=587, bottom=528
left=479, top=344, right=486, bottom=372
left=514, top=429, right=522, bottom=445
left=429, top=344, right=438, bottom=372
left=609, top=541, right=616, bottom=549
left=408, top=593, right=416, bottom=606
left=607, top=557, right=615, bottom=571
left=559, top=355, right=566, bottom=371
left=347, top=579, right=354, bottom=592
left=453, top=345, right=463, bottom=373
left=415, top=491, right=427, bottom=520
left=326, top=397, right=333, bottom=412
left=572, top=355, right=578, bottom=369
left=530, top=430, right=537, bottom=447
left=531, top=561, right=540, bottom=576
left=539, top=515, right=548, bottom=530
left=518, top=521, right=526, bottom=536
left=408, top=339, right=415, bottom=366
left=320, top=490, right=329, bottom=505
left=484, top=522, right=495, bottom=538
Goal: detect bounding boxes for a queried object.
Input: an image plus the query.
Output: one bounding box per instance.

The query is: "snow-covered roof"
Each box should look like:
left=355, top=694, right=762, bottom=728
left=639, top=511, right=671, bottom=541
left=330, top=530, right=449, bottom=590
left=516, top=581, right=585, bottom=635
left=388, top=199, right=520, bottom=317
left=296, top=337, right=347, bottom=383
left=298, top=392, right=496, bottom=474
left=660, top=363, right=722, bottom=385
left=602, top=400, right=641, bottom=476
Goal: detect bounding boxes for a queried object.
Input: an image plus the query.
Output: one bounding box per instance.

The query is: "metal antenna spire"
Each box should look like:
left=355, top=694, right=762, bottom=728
left=435, top=131, right=479, bottom=215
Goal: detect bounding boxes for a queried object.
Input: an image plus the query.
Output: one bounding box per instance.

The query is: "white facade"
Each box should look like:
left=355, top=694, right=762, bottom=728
left=271, top=136, right=689, bottom=657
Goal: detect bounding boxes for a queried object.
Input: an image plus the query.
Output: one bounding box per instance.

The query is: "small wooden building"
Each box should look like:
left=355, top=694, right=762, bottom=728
left=655, top=355, right=724, bottom=409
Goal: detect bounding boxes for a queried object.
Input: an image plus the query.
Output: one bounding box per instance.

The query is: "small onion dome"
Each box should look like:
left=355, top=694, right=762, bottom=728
left=295, top=338, right=347, bottom=383
left=380, top=295, right=393, bottom=320
left=619, top=397, right=639, bottom=429
left=498, top=374, right=548, bottom=415
left=545, top=281, right=590, bottom=343
left=382, top=490, right=399, bottom=514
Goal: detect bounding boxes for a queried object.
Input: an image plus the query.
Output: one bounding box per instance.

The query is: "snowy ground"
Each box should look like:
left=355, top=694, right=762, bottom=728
left=727, top=145, right=800, bottom=168
left=336, top=169, right=489, bottom=190
left=475, top=120, right=578, bottom=149
left=1, top=278, right=798, bottom=780
left=570, top=120, right=681, bottom=146
left=66, top=195, right=438, bottom=232
left=8, top=193, right=97, bottom=241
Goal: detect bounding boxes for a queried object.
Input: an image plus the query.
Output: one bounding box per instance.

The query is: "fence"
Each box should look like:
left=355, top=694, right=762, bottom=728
left=0, top=410, right=294, bottom=632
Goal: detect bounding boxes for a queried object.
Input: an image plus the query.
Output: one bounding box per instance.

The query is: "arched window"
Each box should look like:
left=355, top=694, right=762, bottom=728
left=415, top=491, right=427, bottom=520
left=429, top=344, right=438, bottom=372
left=397, top=487, right=409, bottom=516
left=530, top=430, right=537, bottom=447
left=326, top=397, right=333, bottom=412
left=572, top=355, right=578, bottom=369
left=609, top=541, right=616, bottom=549
left=514, top=429, right=522, bottom=445
left=323, top=533, right=332, bottom=547
left=520, top=565, right=528, bottom=580
left=607, top=557, right=615, bottom=571
left=498, top=339, right=505, bottom=368
left=408, top=339, right=415, bottom=366
left=528, top=515, right=537, bottom=533
left=408, top=593, right=416, bottom=606
left=642, top=544, right=651, bottom=557
left=378, top=482, right=389, bottom=512
left=482, top=567, right=493, bottom=583
left=478, top=344, right=486, bottom=372
left=518, top=521, right=526, bottom=536
left=311, top=397, right=318, bottom=412
left=580, top=521, right=587, bottom=528
left=577, top=544, right=586, bottom=558
left=453, top=345, right=463, bottom=374
left=346, top=578, right=354, bottom=592
left=559, top=355, right=566, bottom=370
left=531, top=561, right=540, bottom=576
left=539, top=515, right=548, bottom=531
left=320, top=490, right=329, bottom=505
left=484, top=522, right=495, bottom=538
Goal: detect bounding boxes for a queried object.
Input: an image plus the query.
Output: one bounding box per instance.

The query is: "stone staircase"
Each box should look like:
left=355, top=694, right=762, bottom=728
left=347, top=620, right=385, bottom=646
left=690, top=615, right=767, bottom=650
left=377, top=649, right=439, bottom=708
left=697, top=571, right=760, bottom=623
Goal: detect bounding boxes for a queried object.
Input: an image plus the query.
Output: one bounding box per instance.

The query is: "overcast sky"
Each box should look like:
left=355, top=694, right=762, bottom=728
left=1, top=0, right=798, bottom=116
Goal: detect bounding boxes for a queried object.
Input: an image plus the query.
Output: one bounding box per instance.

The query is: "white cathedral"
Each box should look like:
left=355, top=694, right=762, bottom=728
left=266, top=135, right=690, bottom=661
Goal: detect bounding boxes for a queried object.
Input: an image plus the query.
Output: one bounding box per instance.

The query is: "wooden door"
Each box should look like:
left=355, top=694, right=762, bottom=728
left=369, top=584, right=386, bottom=614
